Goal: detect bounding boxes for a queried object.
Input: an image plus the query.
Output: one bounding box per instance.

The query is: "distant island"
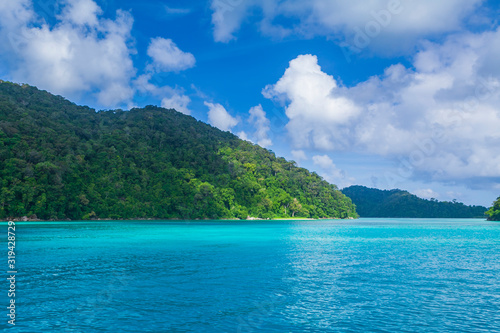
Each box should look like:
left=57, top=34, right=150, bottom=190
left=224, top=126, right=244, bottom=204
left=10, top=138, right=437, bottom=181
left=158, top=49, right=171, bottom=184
left=342, top=186, right=487, bottom=218
left=0, top=81, right=357, bottom=221
left=486, top=197, right=500, bottom=221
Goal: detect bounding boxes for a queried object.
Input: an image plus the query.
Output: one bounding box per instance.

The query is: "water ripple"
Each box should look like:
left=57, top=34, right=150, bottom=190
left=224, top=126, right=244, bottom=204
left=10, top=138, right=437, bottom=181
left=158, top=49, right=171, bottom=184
left=7, top=218, right=500, bottom=332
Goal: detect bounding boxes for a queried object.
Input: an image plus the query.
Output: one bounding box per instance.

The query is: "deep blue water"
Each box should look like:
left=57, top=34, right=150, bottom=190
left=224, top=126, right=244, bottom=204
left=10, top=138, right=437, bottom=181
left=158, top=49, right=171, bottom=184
left=2, top=218, right=500, bottom=332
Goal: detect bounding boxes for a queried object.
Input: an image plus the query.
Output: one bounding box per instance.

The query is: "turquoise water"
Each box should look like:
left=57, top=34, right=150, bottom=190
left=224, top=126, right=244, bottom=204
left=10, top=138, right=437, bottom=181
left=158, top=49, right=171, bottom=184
left=2, top=218, right=500, bottom=332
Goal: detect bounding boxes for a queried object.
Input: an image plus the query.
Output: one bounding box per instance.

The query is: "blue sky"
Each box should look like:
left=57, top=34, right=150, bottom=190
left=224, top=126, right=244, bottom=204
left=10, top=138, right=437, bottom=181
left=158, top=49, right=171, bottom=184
left=1, top=0, right=500, bottom=206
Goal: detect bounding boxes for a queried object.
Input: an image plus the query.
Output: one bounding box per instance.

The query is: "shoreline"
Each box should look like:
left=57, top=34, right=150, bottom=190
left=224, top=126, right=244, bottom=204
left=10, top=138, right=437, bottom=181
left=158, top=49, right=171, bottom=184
left=2, top=216, right=490, bottom=222
left=1, top=216, right=356, bottom=222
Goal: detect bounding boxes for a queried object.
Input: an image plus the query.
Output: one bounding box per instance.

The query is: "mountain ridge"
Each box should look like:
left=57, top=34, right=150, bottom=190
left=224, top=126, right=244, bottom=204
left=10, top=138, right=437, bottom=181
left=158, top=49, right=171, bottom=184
left=342, top=185, right=487, bottom=218
left=486, top=197, right=500, bottom=221
left=0, top=81, right=357, bottom=220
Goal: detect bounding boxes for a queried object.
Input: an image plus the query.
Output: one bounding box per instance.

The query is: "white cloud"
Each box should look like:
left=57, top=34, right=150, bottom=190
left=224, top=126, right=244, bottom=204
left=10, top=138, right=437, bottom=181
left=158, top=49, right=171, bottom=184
left=147, top=37, right=195, bottom=72
left=205, top=101, right=239, bottom=132
left=303, top=0, right=482, bottom=53
left=0, top=0, right=136, bottom=107
left=161, top=94, right=191, bottom=115
left=248, top=105, right=272, bottom=148
left=347, top=29, right=500, bottom=181
left=237, top=131, right=250, bottom=141
left=312, top=154, right=352, bottom=187
left=265, top=28, right=500, bottom=187
left=291, top=150, right=307, bottom=161
left=313, top=155, right=336, bottom=170
left=133, top=73, right=192, bottom=115
left=59, top=0, right=102, bottom=26
left=210, top=0, right=248, bottom=42
left=413, top=189, right=440, bottom=200
left=0, top=1, right=196, bottom=108
left=210, top=0, right=484, bottom=52
left=134, top=73, right=170, bottom=96
left=263, top=54, right=360, bottom=150
left=0, top=0, right=33, bottom=30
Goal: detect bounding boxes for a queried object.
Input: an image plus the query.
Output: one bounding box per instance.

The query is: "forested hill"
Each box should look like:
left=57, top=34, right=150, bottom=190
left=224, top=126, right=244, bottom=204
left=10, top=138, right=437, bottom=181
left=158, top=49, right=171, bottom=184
left=0, top=81, right=357, bottom=220
left=486, top=197, right=500, bottom=221
left=342, top=186, right=487, bottom=218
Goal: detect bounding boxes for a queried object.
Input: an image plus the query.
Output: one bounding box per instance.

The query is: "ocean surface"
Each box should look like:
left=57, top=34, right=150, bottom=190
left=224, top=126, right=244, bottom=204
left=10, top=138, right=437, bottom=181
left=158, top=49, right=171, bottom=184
left=2, top=218, right=500, bottom=332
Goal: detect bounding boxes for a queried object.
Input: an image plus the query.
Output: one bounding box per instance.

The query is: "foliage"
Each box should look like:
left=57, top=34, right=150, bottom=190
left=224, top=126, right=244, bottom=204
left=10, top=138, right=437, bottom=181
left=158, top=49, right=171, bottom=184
left=0, top=81, right=357, bottom=220
left=486, top=197, right=500, bottom=221
left=342, top=185, right=487, bottom=218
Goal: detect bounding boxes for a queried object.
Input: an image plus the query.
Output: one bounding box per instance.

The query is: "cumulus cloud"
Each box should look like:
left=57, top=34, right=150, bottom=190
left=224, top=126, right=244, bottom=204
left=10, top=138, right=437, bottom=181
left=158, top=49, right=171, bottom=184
left=133, top=73, right=192, bottom=114
left=0, top=0, right=33, bottom=31
left=161, top=94, right=192, bottom=115
left=347, top=29, right=500, bottom=182
left=236, top=105, right=273, bottom=147
left=205, top=101, right=239, bottom=132
left=1, top=0, right=136, bottom=106
left=210, top=0, right=484, bottom=52
left=210, top=0, right=248, bottom=42
left=59, top=0, right=102, bottom=27
left=413, top=189, right=440, bottom=200
left=147, top=37, right=195, bottom=72
left=0, top=0, right=196, bottom=108
left=313, top=155, right=336, bottom=170
left=291, top=150, right=307, bottom=162
left=265, top=28, right=500, bottom=187
left=247, top=105, right=272, bottom=147
left=0, top=0, right=136, bottom=107
left=263, top=54, right=360, bottom=150
left=237, top=131, right=250, bottom=141
left=312, top=154, right=352, bottom=187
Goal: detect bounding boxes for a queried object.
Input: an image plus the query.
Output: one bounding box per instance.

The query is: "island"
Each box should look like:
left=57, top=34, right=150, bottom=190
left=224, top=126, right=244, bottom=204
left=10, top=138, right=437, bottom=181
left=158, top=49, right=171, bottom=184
left=342, top=185, right=487, bottom=218
left=486, top=197, right=500, bottom=221
left=0, top=81, right=357, bottom=221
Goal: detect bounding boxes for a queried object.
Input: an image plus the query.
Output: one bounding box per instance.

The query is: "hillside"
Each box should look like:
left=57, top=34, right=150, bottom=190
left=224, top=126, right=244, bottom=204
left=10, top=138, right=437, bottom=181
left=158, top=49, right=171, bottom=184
left=342, top=186, right=487, bottom=218
left=486, top=197, right=500, bottom=221
left=0, top=81, right=357, bottom=220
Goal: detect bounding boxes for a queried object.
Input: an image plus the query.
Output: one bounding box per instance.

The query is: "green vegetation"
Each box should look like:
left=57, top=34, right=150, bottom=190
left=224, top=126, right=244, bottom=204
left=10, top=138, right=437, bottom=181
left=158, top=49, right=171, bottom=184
left=0, top=81, right=357, bottom=220
left=486, top=197, right=500, bottom=221
left=342, top=185, right=487, bottom=218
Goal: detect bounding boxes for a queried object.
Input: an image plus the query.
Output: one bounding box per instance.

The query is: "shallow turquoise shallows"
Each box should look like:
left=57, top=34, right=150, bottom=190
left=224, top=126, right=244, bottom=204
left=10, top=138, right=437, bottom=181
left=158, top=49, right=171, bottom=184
left=3, top=218, right=500, bottom=332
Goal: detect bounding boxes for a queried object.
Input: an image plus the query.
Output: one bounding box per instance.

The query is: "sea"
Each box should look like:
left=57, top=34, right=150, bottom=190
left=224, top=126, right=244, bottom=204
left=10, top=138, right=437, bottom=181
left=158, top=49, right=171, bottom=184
left=2, top=218, right=500, bottom=332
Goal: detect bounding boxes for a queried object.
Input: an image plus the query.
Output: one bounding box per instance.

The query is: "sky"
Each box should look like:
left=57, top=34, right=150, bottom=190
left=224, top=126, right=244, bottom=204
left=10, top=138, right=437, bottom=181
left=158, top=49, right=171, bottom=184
left=1, top=0, right=500, bottom=207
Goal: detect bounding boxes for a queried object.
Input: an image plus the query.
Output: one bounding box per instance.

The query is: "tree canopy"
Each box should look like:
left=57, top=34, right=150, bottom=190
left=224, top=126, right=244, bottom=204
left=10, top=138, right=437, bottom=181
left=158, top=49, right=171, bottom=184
left=0, top=81, right=357, bottom=220
left=486, top=197, right=500, bottom=221
left=342, top=185, right=487, bottom=218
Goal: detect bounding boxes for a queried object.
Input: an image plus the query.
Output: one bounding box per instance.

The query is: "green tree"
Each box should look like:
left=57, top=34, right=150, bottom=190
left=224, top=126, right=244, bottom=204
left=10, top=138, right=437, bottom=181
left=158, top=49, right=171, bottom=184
left=342, top=185, right=488, bottom=218
left=486, top=197, right=500, bottom=221
left=0, top=81, right=358, bottom=221
left=289, top=198, right=302, bottom=217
